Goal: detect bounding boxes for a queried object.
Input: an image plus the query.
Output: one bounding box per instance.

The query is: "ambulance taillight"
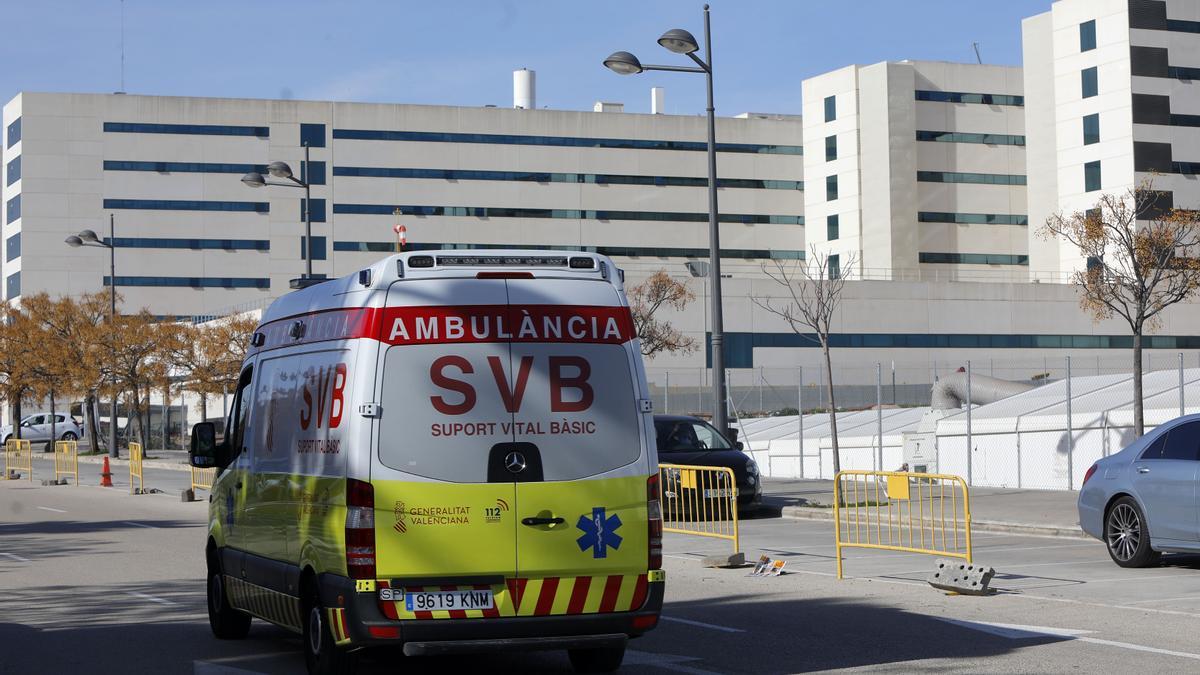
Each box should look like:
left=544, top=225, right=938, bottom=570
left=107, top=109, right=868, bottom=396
left=647, top=474, right=663, bottom=570
left=345, top=478, right=376, bottom=579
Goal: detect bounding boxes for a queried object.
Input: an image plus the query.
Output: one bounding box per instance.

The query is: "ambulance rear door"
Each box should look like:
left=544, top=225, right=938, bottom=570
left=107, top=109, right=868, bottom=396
left=373, top=278, right=518, bottom=582
left=504, top=278, right=652, bottom=596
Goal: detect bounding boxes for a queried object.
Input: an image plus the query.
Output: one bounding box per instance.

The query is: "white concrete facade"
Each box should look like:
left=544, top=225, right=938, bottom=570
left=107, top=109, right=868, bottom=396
left=1, top=92, right=804, bottom=316
left=802, top=61, right=1027, bottom=281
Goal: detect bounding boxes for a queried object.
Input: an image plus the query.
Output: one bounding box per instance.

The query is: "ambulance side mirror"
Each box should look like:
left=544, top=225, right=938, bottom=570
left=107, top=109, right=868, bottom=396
left=190, top=422, right=220, bottom=468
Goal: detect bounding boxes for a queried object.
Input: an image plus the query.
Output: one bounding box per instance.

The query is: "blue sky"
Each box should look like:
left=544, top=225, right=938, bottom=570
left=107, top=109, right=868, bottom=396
left=1, top=0, right=1051, bottom=116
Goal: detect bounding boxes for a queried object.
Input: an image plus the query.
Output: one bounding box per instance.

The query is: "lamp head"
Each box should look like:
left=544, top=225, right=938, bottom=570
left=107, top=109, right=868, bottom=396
left=685, top=260, right=710, bottom=278
left=65, top=235, right=83, bottom=247
left=78, top=229, right=100, bottom=243
left=658, top=28, right=699, bottom=54
left=241, top=171, right=266, bottom=188
left=603, top=51, right=643, bottom=75
left=267, top=161, right=293, bottom=179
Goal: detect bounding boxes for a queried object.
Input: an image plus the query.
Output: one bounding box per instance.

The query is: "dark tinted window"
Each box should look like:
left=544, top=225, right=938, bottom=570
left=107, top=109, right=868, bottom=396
left=826, top=175, right=838, bottom=201
left=5, top=271, right=19, bottom=299
left=827, top=214, right=839, bottom=240
left=1140, top=427, right=1170, bottom=460
left=6, top=118, right=20, bottom=148
left=1082, top=67, right=1099, bottom=98
left=828, top=254, right=841, bottom=280
left=655, top=420, right=732, bottom=453
left=6, top=156, right=19, bottom=185
left=824, top=95, right=836, bottom=122
left=1163, top=422, right=1200, bottom=460
left=300, top=123, right=326, bottom=148
left=1085, top=160, right=1102, bottom=192
left=1080, top=20, right=1097, bottom=51
left=1083, top=114, right=1100, bottom=145
left=6, top=233, right=19, bottom=262
left=825, top=135, right=837, bottom=161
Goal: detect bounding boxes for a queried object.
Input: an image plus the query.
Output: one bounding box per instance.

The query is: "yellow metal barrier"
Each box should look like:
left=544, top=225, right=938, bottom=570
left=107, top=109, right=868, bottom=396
left=834, top=470, right=972, bottom=579
left=191, top=465, right=217, bottom=492
left=54, top=440, right=78, bottom=485
left=129, top=442, right=144, bottom=494
left=658, top=463, right=740, bottom=557
left=4, top=439, right=32, bottom=481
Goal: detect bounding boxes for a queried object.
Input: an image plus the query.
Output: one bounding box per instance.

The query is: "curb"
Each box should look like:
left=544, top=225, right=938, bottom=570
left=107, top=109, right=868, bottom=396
left=775, top=504, right=1088, bottom=540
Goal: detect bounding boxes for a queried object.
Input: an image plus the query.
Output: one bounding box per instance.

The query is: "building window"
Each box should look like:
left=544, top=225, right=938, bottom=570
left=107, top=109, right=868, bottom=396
left=915, top=130, right=1025, bottom=146
left=108, top=237, right=269, bottom=250
left=824, top=95, right=836, bottom=122
left=826, top=214, right=839, bottom=241
left=333, top=128, right=803, bottom=155
left=6, top=271, right=18, bottom=299
left=301, top=161, right=326, bottom=186
left=334, top=241, right=806, bottom=260
left=302, top=198, right=327, bottom=223
left=1083, top=113, right=1100, bottom=145
left=826, top=175, right=838, bottom=201
left=825, top=135, right=837, bottom=161
left=104, top=160, right=269, bottom=174
left=1080, top=20, right=1097, bottom=51
left=301, top=236, right=328, bottom=261
left=6, top=118, right=20, bottom=148
left=828, top=254, right=841, bottom=280
left=919, top=252, right=1029, bottom=265
left=6, top=195, right=19, bottom=224
left=300, top=123, right=326, bottom=148
left=914, top=90, right=1024, bottom=106
left=917, top=212, right=1028, bottom=225
left=917, top=171, right=1026, bottom=185
left=1085, top=160, right=1102, bottom=192
left=334, top=166, right=801, bottom=190
left=103, top=199, right=269, bottom=213
left=103, top=122, right=269, bottom=137
left=332, top=203, right=803, bottom=225
left=6, top=156, right=19, bottom=186
left=103, top=276, right=271, bottom=289
left=5, top=233, right=18, bottom=262
left=1082, top=67, right=1099, bottom=98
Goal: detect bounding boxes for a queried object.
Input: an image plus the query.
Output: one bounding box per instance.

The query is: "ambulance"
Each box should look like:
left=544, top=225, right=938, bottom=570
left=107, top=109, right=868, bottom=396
left=190, top=251, right=664, bottom=674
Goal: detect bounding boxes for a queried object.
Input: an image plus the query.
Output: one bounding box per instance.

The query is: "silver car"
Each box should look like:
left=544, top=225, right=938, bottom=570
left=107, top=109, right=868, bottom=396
left=0, top=412, right=84, bottom=445
left=1078, top=414, right=1200, bottom=567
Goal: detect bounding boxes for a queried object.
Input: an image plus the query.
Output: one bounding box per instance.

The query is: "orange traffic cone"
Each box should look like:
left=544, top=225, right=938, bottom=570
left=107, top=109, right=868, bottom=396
left=100, top=456, right=113, bottom=488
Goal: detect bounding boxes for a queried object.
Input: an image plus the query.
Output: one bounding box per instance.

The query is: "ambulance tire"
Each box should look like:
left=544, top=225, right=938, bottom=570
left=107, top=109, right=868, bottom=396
left=568, top=645, right=626, bottom=673
left=207, top=562, right=251, bottom=639
left=303, top=583, right=358, bottom=675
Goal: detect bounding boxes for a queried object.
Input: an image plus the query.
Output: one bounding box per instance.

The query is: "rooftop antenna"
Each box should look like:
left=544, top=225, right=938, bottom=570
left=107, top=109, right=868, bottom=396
left=972, top=41, right=983, bottom=65
left=118, top=0, right=126, bottom=93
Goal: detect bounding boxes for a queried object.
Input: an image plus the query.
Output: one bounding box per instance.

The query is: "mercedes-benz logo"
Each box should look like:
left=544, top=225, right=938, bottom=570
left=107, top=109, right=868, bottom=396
left=504, top=451, right=527, bottom=474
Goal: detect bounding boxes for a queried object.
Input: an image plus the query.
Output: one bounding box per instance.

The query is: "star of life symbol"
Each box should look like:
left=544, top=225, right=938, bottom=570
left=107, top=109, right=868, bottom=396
left=576, top=507, right=622, bottom=559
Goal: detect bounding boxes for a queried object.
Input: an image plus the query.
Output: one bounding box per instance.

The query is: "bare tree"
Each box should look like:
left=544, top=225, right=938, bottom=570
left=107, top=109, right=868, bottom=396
left=755, top=247, right=857, bottom=476
left=628, top=270, right=698, bottom=359
left=1042, top=181, right=1200, bottom=436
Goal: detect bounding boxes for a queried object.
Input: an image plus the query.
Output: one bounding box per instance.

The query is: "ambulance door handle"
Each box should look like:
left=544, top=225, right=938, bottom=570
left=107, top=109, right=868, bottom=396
left=522, top=516, right=565, bottom=527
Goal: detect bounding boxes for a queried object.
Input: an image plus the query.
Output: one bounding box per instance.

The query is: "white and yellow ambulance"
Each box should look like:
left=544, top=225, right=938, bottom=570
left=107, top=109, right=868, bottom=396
left=191, top=251, right=664, bottom=674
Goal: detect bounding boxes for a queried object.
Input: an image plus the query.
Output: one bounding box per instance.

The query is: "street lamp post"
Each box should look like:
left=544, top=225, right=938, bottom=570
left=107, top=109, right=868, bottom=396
left=242, top=143, right=320, bottom=289
left=607, top=4, right=730, bottom=435
left=65, top=215, right=119, bottom=458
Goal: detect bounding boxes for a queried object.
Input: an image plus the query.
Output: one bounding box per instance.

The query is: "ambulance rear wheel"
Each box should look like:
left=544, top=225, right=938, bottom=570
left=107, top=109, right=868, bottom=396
left=207, top=565, right=251, bottom=639
left=568, top=645, right=626, bottom=673
left=303, top=584, right=358, bottom=675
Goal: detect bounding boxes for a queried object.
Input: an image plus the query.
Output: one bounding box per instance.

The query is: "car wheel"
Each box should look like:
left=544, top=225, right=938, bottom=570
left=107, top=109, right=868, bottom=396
left=568, top=645, right=626, bottom=673
left=1105, top=497, right=1161, bottom=568
left=303, top=582, right=358, bottom=675
left=61, top=432, right=77, bottom=442
left=207, top=555, right=251, bottom=639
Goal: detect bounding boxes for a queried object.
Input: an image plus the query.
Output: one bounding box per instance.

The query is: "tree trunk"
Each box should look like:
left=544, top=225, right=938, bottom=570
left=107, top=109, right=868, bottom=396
left=85, top=391, right=104, bottom=454
left=824, top=342, right=840, bottom=476
left=1133, top=330, right=1145, bottom=437
left=200, top=392, right=207, bottom=423
left=13, top=397, right=22, bottom=441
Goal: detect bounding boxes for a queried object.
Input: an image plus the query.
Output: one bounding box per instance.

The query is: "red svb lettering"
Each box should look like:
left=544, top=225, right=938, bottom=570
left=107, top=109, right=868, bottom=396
left=301, top=363, right=348, bottom=430
left=429, top=355, right=594, bottom=415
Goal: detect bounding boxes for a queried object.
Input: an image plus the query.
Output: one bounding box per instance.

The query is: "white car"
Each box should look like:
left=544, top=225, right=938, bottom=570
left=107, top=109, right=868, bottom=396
left=1, top=412, right=84, bottom=445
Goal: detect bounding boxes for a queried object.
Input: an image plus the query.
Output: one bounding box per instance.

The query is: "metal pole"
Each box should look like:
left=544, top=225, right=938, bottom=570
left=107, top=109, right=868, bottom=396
left=1180, top=353, right=1185, bottom=418
left=702, top=4, right=729, bottom=437
left=966, top=360, right=972, bottom=486
left=758, top=366, right=763, bottom=414
left=109, top=214, right=118, bottom=459
left=303, top=142, right=312, bottom=281
left=1067, top=356, right=1074, bottom=490
left=665, top=371, right=670, bottom=415
left=891, top=360, right=896, bottom=405
left=876, top=362, right=883, bottom=471
left=798, top=365, right=804, bottom=479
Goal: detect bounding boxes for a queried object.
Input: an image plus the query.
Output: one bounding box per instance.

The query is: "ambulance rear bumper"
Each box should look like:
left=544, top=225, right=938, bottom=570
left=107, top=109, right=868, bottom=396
left=320, top=573, right=664, bottom=649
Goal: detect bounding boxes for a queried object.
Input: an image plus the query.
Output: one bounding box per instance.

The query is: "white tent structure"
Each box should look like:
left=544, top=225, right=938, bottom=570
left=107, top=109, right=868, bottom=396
left=740, top=367, right=1200, bottom=491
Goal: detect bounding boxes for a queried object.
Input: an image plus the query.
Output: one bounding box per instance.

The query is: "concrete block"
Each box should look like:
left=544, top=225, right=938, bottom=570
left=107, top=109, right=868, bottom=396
left=702, top=551, right=746, bottom=568
left=181, top=489, right=195, bottom=503
left=928, top=558, right=994, bottom=595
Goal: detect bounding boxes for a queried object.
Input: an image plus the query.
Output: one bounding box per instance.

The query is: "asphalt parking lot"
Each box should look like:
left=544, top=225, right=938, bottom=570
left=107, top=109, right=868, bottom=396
left=6, top=474, right=1200, bottom=673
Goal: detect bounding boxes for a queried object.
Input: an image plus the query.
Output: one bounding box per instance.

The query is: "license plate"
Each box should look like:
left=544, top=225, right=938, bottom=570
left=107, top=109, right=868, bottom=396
left=704, top=488, right=736, bottom=498
left=404, top=589, right=494, bottom=612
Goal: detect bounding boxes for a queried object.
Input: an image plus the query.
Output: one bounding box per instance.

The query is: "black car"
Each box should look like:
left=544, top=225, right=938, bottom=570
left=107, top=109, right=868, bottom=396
left=652, top=415, right=763, bottom=514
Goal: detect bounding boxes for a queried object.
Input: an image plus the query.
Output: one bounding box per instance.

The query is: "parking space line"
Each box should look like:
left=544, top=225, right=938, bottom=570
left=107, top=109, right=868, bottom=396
left=660, top=616, right=745, bottom=633
left=36, top=506, right=66, bottom=513
left=124, top=521, right=155, bottom=529
left=127, top=591, right=177, bottom=605
left=1120, top=595, right=1200, bottom=606
left=0, top=552, right=30, bottom=562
